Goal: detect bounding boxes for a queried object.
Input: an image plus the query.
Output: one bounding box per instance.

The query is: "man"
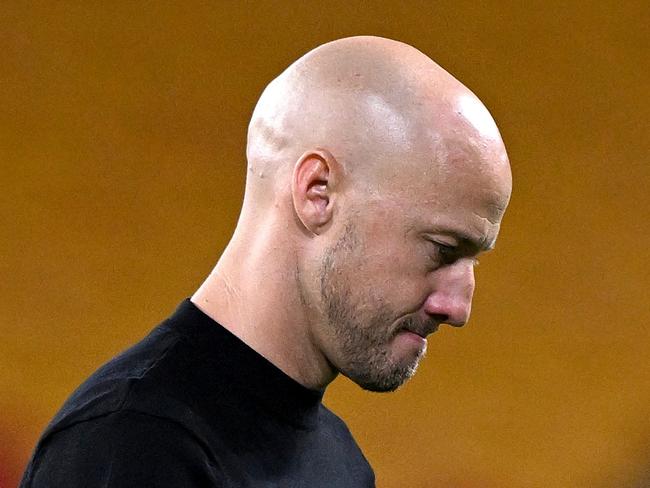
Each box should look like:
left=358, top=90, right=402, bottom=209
left=21, top=36, right=512, bottom=487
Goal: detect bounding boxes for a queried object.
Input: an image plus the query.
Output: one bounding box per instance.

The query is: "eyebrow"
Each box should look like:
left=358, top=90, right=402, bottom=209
left=425, top=230, right=496, bottom=254
left=459, top=234, right=495, bottom=254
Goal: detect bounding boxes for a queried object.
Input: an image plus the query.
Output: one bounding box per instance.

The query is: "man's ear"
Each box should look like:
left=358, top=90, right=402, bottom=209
left=291, top=148, right=340, bottom=235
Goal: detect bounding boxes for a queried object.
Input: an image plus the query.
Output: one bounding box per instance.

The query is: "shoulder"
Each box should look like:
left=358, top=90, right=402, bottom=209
left=22, top=410, right=227, bottom=487
left=45, top=323, right=192, bottom=435
left=319, top=403, right=359, bottom=443
left=318, top=405, right=376, bottom=483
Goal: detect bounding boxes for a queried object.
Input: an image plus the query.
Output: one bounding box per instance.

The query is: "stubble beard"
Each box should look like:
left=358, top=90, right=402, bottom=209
left=318, top=225, right=426, bottom=392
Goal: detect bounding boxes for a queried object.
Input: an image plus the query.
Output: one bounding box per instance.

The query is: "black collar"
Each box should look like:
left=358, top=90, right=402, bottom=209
left=163, top=299, right=325, bottom=429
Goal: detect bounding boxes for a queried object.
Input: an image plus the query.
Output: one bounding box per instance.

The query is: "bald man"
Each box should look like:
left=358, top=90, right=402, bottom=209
left=21, top=36, right=511, bottom=487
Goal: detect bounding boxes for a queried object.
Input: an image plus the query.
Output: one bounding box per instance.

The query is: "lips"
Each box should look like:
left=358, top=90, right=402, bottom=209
left=412, top=326, right=438, bottom=338
left=401, top=320, right=439, bottom=339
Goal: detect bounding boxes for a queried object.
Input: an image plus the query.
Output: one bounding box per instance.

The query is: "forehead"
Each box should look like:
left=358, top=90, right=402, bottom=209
left=372, top=138, right=511, bottom=248
left=355, top=90, right=512, bottom=239
left=410, top=188, right=506, bottom=251
left=389, top=135, right=510, bottom=210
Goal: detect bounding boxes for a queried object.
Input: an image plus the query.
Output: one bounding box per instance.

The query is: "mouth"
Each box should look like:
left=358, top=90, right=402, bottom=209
left=400, top=321, right=439, bottom=339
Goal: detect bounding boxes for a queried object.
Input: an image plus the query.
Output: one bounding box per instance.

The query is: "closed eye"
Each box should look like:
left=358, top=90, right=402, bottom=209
left=424, top=238, right=484, bottom=268
left=437, top=243, right=459, bottom=264
left=425, top=239, right=459, bottom=265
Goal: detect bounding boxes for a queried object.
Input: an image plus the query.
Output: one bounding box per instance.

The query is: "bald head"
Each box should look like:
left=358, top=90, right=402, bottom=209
left=245, top=36, right=511, bottom=204
left=195, top=36, right=513, bottom=391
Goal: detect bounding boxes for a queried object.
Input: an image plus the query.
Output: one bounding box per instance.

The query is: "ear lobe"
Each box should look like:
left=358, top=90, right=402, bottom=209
left=292, top=149, right=338, bottom=235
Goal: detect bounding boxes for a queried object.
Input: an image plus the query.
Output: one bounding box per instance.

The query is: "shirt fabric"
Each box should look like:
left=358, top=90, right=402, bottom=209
left=20, top=299, right=375, bottom=487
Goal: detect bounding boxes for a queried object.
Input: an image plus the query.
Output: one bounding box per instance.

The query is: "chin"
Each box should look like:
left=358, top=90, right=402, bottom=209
left=346, top=362, right=420, bottom=393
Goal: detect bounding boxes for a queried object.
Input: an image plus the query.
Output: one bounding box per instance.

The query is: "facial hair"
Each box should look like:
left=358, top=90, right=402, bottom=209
left=319, top=224, right=426, bottom=392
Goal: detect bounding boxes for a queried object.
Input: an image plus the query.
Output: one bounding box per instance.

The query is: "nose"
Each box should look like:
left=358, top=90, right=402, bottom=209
left=423, top=259, right=475, bottom=327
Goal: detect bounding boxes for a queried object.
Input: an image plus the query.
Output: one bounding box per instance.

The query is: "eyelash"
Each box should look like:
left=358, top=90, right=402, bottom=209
left=437, top=244, right=455, bottom=259
left=427, top=241, right=480, bottom=267
left=426, top=241, right=456, bottom=264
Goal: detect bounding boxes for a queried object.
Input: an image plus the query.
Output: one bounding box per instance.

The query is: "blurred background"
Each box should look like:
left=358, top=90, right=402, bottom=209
left=1, top=1, right=648, bottom=487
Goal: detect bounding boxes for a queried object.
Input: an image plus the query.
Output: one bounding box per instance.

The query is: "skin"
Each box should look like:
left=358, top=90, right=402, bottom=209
left=192, top=36, right=512, bottom=392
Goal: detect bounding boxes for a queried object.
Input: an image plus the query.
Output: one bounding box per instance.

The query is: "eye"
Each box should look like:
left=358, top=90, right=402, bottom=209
left=425, top=239, right=458, bottom=266
left=436, top=242, right=458, bottom=264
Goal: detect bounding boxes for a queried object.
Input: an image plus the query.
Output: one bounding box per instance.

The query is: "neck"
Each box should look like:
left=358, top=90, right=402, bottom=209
left=191, top=223, right=337, bottom=390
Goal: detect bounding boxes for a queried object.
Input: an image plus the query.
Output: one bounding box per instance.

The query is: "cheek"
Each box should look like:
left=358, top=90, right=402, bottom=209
left=346, top=217, right=429, bottom=307
left=360, top=249, right=428, bottom=312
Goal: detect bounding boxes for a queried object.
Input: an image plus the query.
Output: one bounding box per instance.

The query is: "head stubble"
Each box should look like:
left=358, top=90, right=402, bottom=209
left=318, top=223, right=425, bottom=392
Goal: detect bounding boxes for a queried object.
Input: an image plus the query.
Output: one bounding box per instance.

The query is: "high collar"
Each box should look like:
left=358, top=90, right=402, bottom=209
left=162, top=299, right=325, bottom=429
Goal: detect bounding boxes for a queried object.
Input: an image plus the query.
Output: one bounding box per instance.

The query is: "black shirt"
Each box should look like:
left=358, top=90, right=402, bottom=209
left=20, top=299, right=375, bottom=487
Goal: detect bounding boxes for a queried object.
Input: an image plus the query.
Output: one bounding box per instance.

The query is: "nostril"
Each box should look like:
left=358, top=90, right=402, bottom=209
left=428, top=310, right=466, bottom=328
left=427, top=312, right=449, bottom=325
left=445, top=308, right=469, bottom=328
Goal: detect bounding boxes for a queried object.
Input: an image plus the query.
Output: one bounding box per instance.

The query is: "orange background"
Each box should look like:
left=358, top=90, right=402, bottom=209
left=2, top=2, right=649, bottom=487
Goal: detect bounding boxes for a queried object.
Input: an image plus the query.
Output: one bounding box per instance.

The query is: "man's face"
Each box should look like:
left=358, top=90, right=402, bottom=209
left=318, top=222, right=429, bottom=392
left=317, top=144, right=511, bottom=392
